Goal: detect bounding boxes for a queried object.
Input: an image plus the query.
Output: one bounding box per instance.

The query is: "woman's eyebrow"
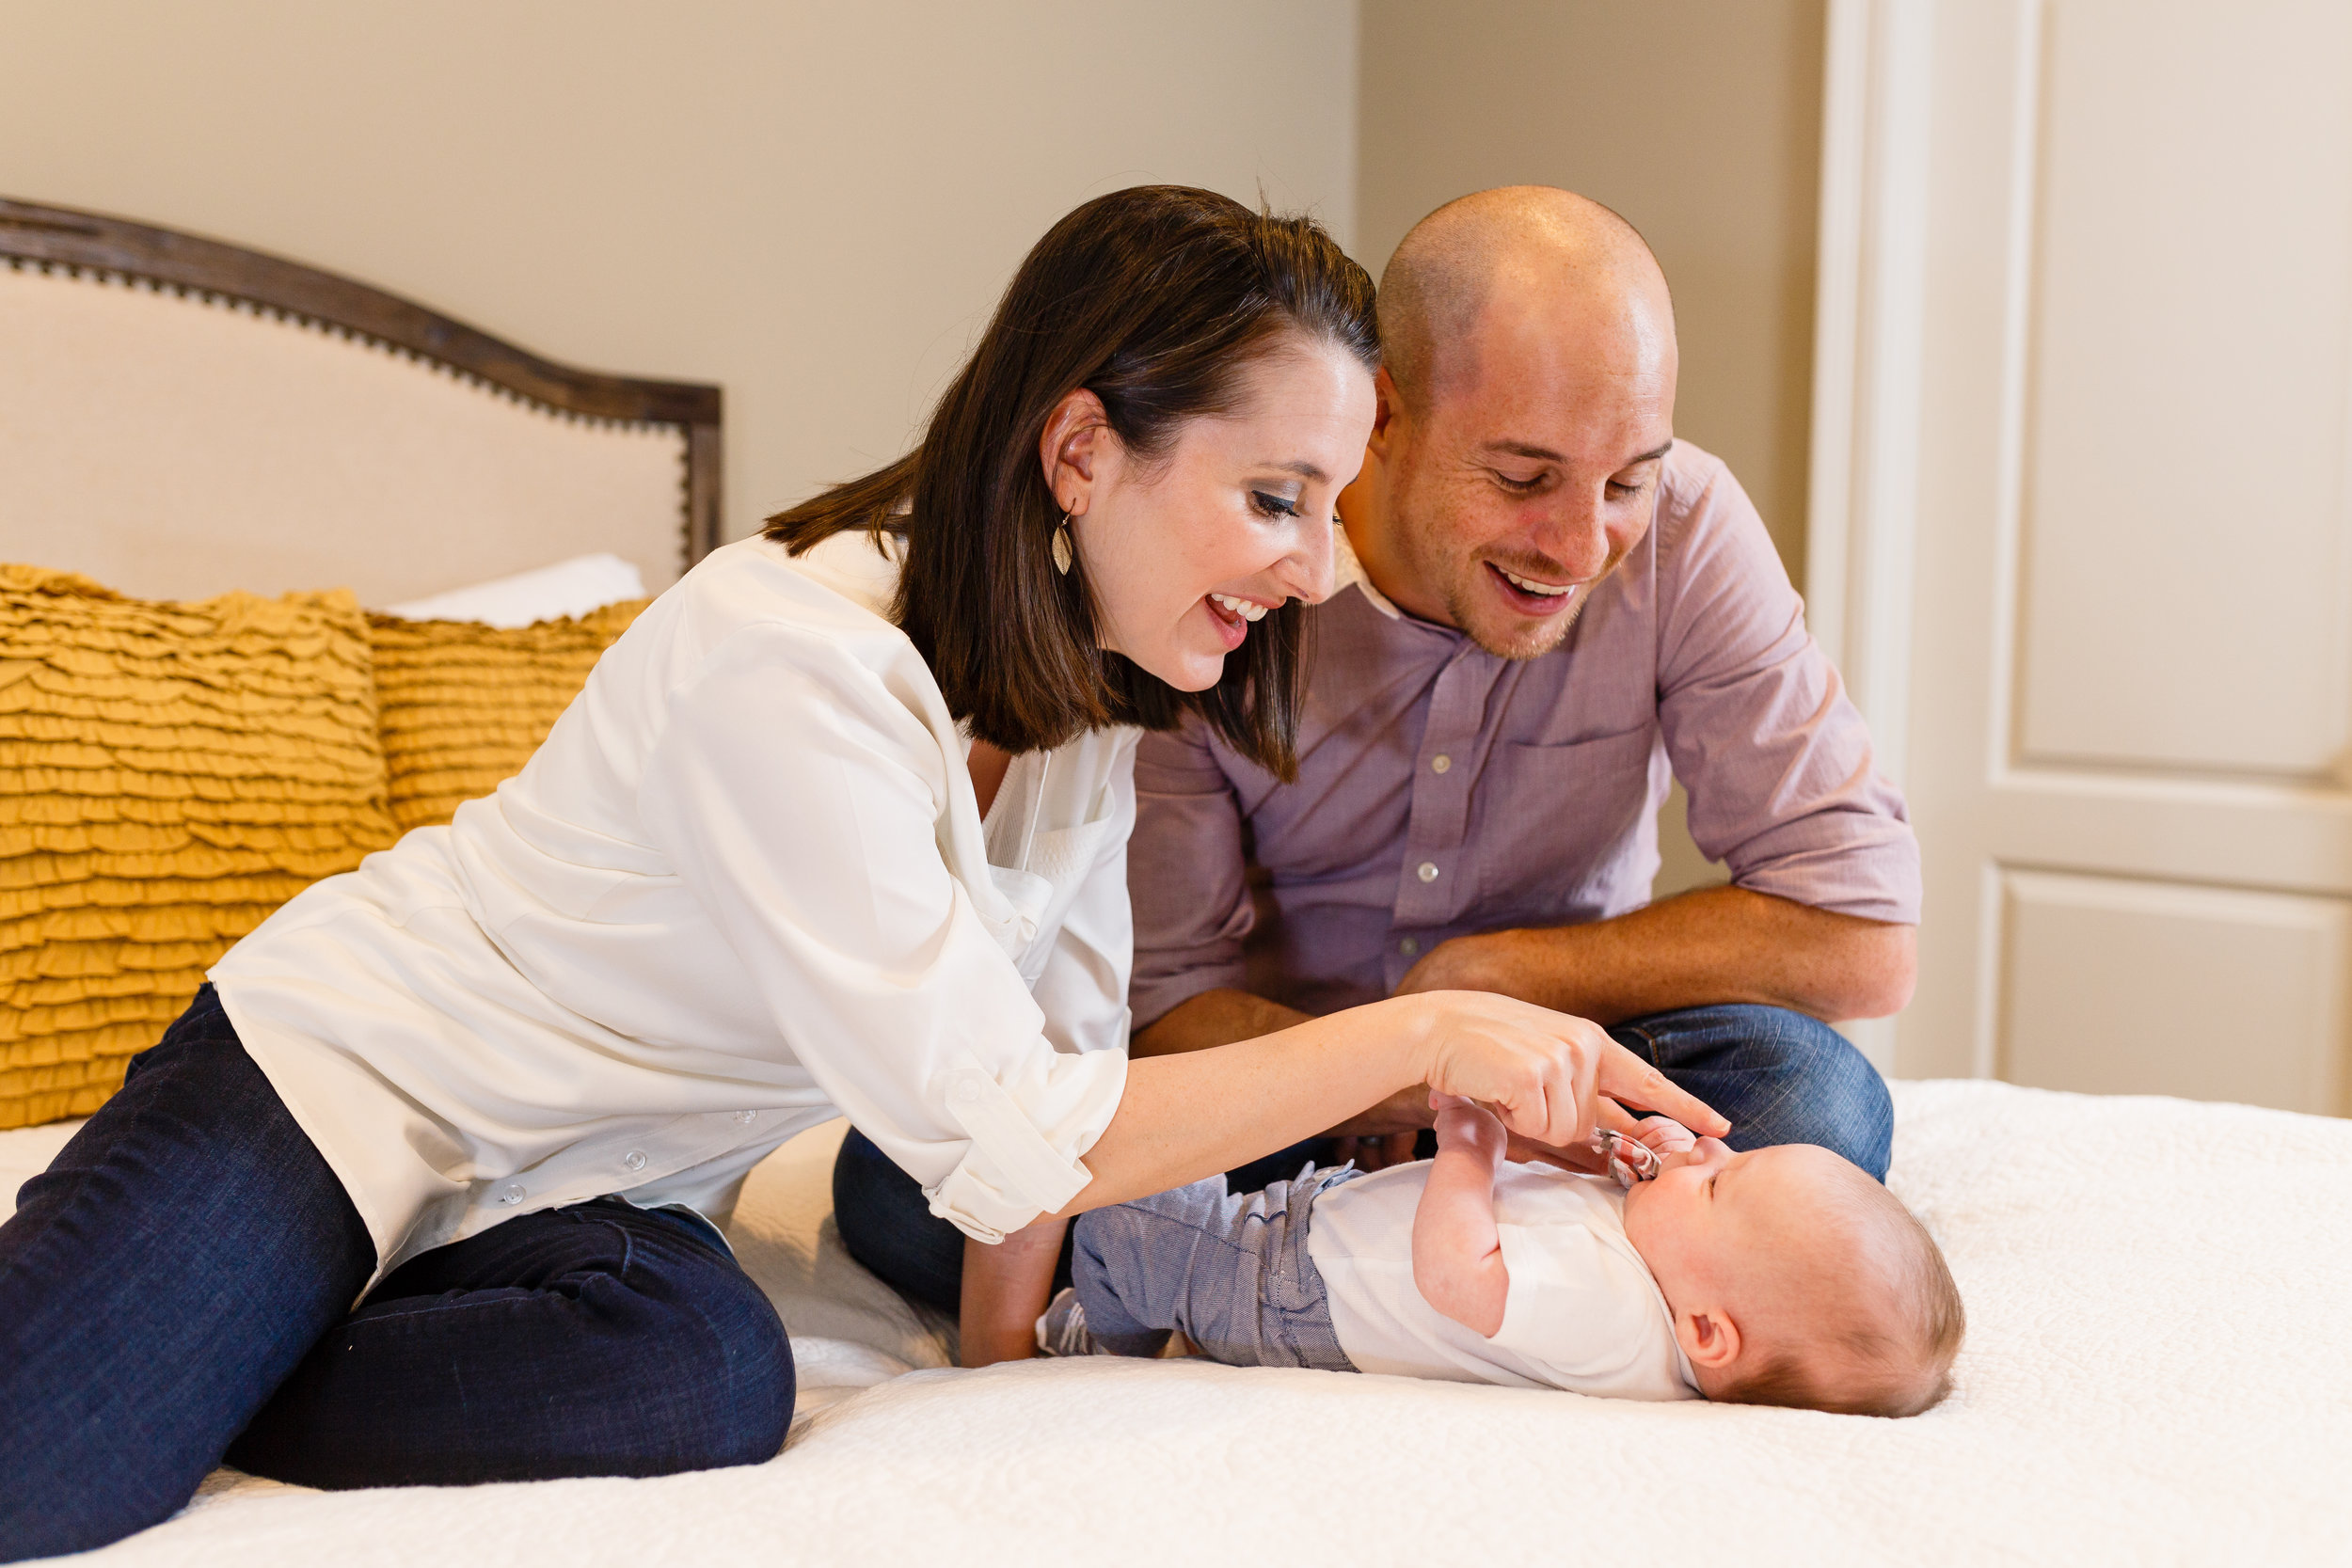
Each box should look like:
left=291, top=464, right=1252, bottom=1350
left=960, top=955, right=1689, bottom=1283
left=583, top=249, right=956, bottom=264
left=1255, top=459, right=1329, bottom=483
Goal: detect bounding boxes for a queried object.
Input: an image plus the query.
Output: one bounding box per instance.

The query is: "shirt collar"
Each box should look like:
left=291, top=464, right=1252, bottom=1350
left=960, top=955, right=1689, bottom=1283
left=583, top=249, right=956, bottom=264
left=1333, top=526, right=1405, bottom=621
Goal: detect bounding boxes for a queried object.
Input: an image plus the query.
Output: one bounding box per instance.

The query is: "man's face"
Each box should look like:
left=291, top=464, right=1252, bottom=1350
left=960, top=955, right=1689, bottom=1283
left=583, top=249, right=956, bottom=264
left=1343, top=278, right=1677, bottom=659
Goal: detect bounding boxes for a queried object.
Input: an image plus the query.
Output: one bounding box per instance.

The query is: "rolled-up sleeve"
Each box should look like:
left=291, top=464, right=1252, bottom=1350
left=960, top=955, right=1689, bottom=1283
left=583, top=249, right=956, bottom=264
left=637, top=624, right=1126, bottom=1242
left=1127, top=716, right=1258, bottom=1031
left=1653, top=457, right=1921, bottom=924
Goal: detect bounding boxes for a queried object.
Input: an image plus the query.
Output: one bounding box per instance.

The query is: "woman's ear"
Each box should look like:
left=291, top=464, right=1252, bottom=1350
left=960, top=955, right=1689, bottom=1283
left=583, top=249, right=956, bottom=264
left=1676, top=1307, right=1742, bottom=1371
left=1039, top=388, right=1109, bottom=516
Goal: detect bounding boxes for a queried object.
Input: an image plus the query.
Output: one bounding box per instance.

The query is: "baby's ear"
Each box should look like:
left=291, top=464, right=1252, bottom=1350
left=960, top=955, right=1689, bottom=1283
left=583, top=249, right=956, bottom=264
left=1677, top=1307, right=1742, bottom=1371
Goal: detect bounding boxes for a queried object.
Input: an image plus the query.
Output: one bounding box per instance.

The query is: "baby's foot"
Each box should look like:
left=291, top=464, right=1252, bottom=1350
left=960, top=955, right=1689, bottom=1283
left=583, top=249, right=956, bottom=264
left=1035, top=1287, right=1100, bottom=1357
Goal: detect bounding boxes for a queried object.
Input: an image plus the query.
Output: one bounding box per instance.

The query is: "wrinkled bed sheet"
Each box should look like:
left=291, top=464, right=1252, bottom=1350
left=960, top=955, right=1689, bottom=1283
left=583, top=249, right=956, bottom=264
left=7, top=1078, right=2346, bottom=1566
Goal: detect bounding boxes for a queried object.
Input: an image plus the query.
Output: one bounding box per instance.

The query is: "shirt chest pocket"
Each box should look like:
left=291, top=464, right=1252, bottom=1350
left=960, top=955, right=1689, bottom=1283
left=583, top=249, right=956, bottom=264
left=987, top=814, right=1117, bottom=986
left=1470, top=726, right=1661, bottom=922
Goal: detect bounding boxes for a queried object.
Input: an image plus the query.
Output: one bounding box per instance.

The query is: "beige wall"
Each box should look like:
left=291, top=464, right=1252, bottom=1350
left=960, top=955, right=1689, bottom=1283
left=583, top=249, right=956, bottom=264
left=0, top=0, right=1357, bottom=551
left=1357, top=0, right=1826, bottom=579
left=1358, top=0, right=1827, bottom=896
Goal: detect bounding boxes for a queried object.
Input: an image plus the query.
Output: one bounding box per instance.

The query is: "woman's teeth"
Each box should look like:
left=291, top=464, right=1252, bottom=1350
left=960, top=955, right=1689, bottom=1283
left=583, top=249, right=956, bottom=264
left=1210, top=593, right=1268, bottom=623
left=1497, top=566, right=1573, bottom=598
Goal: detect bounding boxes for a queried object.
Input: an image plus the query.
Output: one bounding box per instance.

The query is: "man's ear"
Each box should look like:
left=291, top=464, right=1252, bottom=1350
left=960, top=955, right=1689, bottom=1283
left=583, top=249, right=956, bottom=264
left=1676, top=1307, right=1742, bottom=1371
left=1367, top=367, right=1406, bottom=457
left=1038, top=388, right=1108, bottom=515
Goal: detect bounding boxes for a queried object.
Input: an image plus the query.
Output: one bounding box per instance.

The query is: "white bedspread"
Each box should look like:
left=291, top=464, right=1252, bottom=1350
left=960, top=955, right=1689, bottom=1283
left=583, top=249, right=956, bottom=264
left=10, top=1079, right=2348, bottom=1566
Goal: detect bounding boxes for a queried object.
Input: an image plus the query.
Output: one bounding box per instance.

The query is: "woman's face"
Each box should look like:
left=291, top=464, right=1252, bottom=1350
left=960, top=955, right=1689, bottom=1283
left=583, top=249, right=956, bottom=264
left=1047, top=338, right=1376, bottom=692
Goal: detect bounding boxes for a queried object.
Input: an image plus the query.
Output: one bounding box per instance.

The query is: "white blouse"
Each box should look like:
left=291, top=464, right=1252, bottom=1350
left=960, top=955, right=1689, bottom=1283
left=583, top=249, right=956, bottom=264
left=212, top=531, right=1137, bottom=1284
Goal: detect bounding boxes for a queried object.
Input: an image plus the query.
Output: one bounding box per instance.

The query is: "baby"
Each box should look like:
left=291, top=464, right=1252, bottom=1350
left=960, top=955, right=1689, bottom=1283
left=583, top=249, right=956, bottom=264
left=1042, top=1093, right=1964, bottom=1417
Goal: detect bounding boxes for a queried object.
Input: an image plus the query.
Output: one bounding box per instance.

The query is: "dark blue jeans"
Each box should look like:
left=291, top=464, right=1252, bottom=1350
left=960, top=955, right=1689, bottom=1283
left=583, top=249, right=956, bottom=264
left=832, top=1002, right=1892, bottom=1314
left=0, top=987, right=792, bottom=1562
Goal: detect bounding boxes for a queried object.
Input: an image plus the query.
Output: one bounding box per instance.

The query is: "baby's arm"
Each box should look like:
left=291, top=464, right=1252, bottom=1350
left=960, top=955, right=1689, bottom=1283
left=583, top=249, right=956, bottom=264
left=1411, top=1091, right=1511, bottom=1337
left=959, top=1218, right=1068, bottom=1368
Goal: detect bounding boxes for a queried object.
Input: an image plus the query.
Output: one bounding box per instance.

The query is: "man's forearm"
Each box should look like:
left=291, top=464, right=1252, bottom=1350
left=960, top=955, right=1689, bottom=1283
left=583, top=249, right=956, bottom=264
left=1130, top=988, right=1313, bottom=1057
left=1399, top=886, right=1915, bottom=1025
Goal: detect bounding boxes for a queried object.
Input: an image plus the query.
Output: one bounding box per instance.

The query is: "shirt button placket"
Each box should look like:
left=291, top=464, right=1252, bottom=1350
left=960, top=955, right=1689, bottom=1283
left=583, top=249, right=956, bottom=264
left=1391, top=647, right=1494, bottom=987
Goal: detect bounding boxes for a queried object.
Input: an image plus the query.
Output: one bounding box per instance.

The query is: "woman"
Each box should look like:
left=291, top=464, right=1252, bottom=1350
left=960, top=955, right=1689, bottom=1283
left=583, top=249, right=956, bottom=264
left=0, top=187, right=1720, bottom=1559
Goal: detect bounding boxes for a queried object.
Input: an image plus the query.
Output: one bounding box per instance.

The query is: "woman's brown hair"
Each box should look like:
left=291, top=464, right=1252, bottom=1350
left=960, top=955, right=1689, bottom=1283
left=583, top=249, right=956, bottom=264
left=765, top=185, right=1377, bottom=777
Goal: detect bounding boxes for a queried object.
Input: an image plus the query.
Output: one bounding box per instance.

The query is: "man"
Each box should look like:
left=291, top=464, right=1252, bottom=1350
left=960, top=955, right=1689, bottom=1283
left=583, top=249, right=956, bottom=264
left=1129, top=186, right=1918, bottom=1180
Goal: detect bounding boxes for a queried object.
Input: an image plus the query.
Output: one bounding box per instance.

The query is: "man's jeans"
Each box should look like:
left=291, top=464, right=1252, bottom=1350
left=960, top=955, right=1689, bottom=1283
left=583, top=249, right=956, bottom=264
left=834, top=1002, right=1894, bottom=1314
left=0, top=987, right=794, bottom=1562
left=1072, top=1165, right=1360, bottom=1370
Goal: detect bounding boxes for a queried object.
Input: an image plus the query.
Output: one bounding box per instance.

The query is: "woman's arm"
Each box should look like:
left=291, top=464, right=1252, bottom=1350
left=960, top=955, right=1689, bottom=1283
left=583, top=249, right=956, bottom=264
left=960, top=1219, right=1067, bottom=1367
left=1058, top=989, right=1726, bottom=1216
left=1412, top=1094, right=1511, bottom=1336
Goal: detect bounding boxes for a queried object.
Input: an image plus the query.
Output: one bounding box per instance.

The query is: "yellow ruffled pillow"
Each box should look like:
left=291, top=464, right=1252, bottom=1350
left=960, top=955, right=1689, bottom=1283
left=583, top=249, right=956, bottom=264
left=368, top=600, right=649, bottom=832
left=0, top=567, right=400, bottom=1128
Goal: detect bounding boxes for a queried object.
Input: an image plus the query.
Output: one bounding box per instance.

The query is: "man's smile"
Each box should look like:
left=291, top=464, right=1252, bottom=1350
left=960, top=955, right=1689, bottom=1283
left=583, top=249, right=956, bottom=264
left=1485, top=560, right=1581, bottom=613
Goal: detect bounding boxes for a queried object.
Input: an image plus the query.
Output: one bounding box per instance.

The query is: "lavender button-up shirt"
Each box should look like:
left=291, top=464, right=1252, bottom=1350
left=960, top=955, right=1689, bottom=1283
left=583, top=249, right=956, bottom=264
left=1127, top=440, right=1920, bottom=1028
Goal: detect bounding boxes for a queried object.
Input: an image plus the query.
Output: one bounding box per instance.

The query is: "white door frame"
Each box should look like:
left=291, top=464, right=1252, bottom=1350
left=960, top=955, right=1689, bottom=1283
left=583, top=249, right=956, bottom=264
left=1804, top=0, right=1943, bottom=1074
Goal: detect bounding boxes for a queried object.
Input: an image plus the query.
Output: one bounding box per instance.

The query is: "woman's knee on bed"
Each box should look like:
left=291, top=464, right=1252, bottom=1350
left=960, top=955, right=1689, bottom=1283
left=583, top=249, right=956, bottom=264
left=0, top=990, right=379, bottom=1561
left=228, top=1200, right=792, bottom=1489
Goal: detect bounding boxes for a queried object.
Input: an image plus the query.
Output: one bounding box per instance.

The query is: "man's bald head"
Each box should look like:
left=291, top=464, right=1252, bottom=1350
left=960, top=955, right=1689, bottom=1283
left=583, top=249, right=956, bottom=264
left=1378, top=186, right=1674, bottom=412
left=1337, top=185, right=1680, bottom=660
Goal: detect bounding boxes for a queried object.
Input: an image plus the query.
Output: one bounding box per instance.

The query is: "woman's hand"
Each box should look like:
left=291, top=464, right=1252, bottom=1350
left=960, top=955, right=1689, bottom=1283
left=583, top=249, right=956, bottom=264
left=1406, top=990, right=1727, bottom=1152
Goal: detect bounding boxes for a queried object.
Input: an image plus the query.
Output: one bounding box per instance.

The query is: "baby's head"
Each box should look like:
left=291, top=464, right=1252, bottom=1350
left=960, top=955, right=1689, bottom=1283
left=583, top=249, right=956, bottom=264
left=1620, top=1139, right=1963, bottom=1418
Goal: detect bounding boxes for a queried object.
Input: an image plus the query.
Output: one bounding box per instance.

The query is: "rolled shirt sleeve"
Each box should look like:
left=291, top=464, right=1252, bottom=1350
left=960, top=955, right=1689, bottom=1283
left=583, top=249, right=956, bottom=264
left=637, top=623, right=1127, bottom=1242
left=1127, top=716, right=1259, bottom=1032
left=1653, top=457, right=1922, bottom=924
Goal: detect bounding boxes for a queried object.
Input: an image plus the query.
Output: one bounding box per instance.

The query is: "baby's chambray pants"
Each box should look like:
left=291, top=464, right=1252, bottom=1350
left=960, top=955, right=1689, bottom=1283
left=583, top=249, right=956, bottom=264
left=1071, top=1164, right=1364, bottom=1371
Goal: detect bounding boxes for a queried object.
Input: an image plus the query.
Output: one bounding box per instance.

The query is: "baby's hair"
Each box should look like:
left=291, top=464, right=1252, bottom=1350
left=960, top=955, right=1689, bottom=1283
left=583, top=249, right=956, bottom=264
left=1715, top=1161, right=1965, bottom=1418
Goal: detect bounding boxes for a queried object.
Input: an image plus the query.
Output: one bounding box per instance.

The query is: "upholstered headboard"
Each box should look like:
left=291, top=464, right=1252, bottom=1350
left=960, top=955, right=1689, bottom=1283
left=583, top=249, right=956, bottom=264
left=0, top=198, right=720, bottom=605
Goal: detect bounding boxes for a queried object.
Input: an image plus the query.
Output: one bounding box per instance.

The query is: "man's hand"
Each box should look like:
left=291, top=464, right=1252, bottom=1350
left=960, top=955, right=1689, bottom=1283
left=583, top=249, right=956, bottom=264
left=1395, top=931, right=1510, bottom=999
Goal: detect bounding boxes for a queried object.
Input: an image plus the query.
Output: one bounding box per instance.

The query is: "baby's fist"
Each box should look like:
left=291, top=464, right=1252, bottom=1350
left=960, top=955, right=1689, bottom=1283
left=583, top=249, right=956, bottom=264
left=1428, top=1090, right=1507, bottom=1164
left=1632, top=1116, right=1698, bottom=1156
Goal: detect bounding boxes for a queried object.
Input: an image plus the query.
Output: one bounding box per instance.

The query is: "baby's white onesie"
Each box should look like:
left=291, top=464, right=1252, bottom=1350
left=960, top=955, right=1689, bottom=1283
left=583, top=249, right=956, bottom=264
left=1305, top=1161, right=1700, bottom=1400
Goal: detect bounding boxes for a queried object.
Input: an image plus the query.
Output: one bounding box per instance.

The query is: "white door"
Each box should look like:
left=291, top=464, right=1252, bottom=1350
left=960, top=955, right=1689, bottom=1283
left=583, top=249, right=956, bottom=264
left=1811, top=0, right=2352, bottom=1114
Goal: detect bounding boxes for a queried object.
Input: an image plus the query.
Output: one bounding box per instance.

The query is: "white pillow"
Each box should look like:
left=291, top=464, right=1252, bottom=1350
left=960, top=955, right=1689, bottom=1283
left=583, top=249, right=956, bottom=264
left=377, top=552, right=647, bottom=627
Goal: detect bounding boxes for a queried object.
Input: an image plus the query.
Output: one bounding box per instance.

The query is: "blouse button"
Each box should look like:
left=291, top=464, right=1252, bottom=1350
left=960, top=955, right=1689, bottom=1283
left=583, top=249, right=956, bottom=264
left=1399, top=937, right=1420, bottom=957
left=623, top=1150, right=647, bottom=1173
left=1416, top=861, right=1440, bottom=883
left=496, top=1183, right=525, bottom=1206
left=953, top=1078, right=984, bottom=1104
left=734, top=1109, right=758, bottom=1125
left=1430, top=754, right=1452, bottom=774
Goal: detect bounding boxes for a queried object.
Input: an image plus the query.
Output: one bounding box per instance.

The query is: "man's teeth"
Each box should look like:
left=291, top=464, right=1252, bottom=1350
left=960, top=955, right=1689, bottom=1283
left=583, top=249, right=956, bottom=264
left=1497, top=566, right=1574, bottom=598
left=1210, top=593, right=1268, bottom=623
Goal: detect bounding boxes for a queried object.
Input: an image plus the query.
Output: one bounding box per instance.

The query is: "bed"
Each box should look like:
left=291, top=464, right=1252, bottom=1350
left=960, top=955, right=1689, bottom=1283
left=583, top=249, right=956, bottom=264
left=5, top=199, right=2347, bottom=1565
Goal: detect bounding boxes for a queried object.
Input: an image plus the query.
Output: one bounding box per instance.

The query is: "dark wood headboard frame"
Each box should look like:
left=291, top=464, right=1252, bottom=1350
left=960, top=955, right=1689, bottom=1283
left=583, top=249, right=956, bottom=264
left=0, top=196, right=723, bottom=569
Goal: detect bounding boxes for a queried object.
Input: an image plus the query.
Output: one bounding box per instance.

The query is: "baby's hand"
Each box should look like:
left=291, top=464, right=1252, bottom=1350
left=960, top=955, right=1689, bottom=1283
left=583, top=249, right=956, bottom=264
left=1428, top=1091, right=1508, bottom=1166
left=1631, top=1116, right=1699, bottom=1157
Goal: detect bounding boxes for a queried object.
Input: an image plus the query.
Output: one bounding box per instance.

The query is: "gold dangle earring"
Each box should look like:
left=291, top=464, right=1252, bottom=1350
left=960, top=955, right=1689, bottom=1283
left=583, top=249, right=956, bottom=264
left=1052, top=506, right=1075, bottom=576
